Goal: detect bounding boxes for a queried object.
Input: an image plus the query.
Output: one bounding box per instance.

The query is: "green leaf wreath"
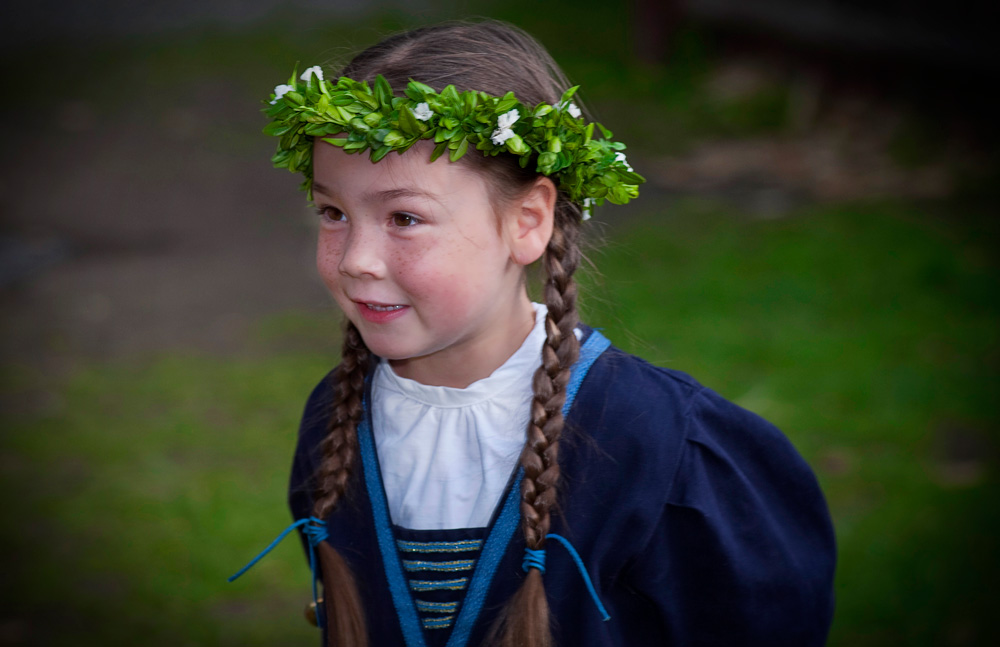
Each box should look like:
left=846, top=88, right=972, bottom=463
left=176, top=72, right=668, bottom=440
left=263, top=65, right=645, bottom=217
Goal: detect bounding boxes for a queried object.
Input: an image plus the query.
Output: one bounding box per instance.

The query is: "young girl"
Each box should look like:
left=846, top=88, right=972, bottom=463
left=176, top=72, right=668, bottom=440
left=233, top=20, right=836, bottom=647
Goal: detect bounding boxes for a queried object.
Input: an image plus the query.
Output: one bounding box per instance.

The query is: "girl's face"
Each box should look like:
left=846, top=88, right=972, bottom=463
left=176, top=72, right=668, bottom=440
left=312, top=140, right=544, bottom=387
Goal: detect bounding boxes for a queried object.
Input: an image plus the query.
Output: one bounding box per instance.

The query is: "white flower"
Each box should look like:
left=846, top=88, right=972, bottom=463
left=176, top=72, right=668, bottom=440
left=614, top=152, right=633, bottom=171
left=300, top=65, right=324, bottom=84
left=491, top=109, right=520, bottom=145
left=582, top=198, right=593, bottom=221
left=491, top=127, right=515, bottom=146
left=496, top=109, right=519, bottom=129
left=413, top=102, right=433, bottom=121
left=270, top=84, right=295, bottom=104
left=566, top=102, right=582, bottom=118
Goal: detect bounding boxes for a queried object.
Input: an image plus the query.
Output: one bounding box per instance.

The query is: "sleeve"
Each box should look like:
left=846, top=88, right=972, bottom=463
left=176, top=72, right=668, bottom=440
left=625, top=387, right=836, bottom=646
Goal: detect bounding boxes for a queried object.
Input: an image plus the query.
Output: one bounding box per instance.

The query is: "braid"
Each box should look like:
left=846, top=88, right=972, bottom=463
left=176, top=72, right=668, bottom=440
left=312, top=321, right=371, bottom=646
left=313, top=322, right=370, bottom=518
left=490, top=203, right=582, bottom=647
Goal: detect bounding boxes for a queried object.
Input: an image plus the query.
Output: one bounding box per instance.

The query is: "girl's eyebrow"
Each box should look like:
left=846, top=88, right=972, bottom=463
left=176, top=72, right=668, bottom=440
left=362, top=187, right=444, bottom=205
left=312, top=181, right=442, bottom=205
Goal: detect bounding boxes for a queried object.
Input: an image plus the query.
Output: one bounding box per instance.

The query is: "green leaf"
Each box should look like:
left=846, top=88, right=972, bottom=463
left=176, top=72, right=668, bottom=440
left=333, top=106, right=353, bottom=123
left=597, top=123, right=612, bottom=139
left=505, top=134, right=529, bottom=155
left=383, top=130, right=405, bottom=147
left=429, top=141, right=448, bottom=162
left=449, top=137, right=469, bottom=162
left=534, top=104, right=553, bottom=118
left=409, top=79, right=436, bottom=95
left=441, top=84, right=460, bottom=104
left=373, top=75, right=393, bottom=108
left=354, top=91, right=377, bottom=110
left=619, top=171, right=646, bottom=184
left=303, top=123, right=330, bottom=136
left=370, top=145, right=392, bottom=162
left=404, top=84, right=425, bottom=102
left=330, top=94, right=355, bottom=106
left=559, top=85, right=580, bottom=106
left=263, top=121, right=293, bottom=136
left=322, top=137, right=349, bottom=147
left=496, top=91, right=518, bottom=113
left=463, top=92, right=478, bottom=113
left=398, top=104, right=421, bottom=136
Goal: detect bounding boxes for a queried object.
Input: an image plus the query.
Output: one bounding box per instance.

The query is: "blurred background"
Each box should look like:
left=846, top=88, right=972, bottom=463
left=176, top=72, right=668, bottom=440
left=1, top=0, right=997, bottom=645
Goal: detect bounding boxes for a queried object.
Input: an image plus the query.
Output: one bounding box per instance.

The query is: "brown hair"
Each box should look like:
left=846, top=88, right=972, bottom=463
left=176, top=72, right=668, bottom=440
left=312, top=20, right=583, bottom=647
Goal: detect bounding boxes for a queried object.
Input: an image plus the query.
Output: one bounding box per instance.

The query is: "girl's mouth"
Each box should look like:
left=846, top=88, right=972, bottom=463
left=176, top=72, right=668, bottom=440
left=356, top=301, right=409, bottom=323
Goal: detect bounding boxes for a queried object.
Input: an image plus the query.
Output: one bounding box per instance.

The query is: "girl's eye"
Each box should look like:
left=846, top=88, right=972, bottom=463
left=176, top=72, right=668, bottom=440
left=316, top=206, right=346, bottom=223
left=391, top=212, right=420, bottom=228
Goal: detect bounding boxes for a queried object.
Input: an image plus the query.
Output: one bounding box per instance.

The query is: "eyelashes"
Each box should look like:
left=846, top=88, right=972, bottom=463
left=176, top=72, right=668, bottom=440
left=391, top=212, right=421, bottom=227
left=315, top=205, right=423, bottom=229
left=315, top=206, right=346, bottom=223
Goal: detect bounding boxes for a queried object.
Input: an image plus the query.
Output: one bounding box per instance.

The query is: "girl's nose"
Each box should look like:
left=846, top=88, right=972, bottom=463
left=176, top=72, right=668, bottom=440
left=338, top=227, right=386, bottom=279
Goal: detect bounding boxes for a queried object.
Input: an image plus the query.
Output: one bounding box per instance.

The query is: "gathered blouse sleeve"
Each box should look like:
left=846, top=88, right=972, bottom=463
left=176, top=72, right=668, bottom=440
left=623, top=385, right=836, bottom=646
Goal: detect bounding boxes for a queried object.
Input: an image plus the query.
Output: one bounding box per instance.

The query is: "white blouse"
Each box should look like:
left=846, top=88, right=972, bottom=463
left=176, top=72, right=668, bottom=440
left=371, top=303, right=547, bottom=530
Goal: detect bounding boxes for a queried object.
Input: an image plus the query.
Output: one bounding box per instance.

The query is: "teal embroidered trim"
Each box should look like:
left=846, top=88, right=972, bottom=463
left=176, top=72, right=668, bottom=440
left=358, top=329, right=612, bottom=647
left=403, top=559, right=476, bottom=573
left=442, top=329, right=611, bottom=647
left=422, top=615, right=456, bottom=630
left=415, top=600, right=459, bottom=614
left=396, top=539, right=483, bottom=553
left=409, top=578, right=469, bottom=592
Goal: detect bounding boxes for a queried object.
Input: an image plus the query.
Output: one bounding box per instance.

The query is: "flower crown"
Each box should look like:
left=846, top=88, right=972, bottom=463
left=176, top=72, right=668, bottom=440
left=264, top=65, right=644, bottom=218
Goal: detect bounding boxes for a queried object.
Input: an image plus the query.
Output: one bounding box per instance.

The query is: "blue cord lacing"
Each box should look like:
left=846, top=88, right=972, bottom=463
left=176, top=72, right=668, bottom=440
left=229, top=517, right=329, bottom=628
left=521, top=533, right=611, bottom=622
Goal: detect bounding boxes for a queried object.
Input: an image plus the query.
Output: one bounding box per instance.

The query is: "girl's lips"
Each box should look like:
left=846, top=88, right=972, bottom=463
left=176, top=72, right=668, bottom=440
left=355, top=301, right=410, bottom=324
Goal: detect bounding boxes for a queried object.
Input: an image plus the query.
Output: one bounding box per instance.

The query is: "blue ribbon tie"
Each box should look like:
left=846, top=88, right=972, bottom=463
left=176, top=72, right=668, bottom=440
left=522, top=533, right=611, bottom=622
left=522, top=548, right=547, bottom=574
left=229, top=516, right=328, bottom=628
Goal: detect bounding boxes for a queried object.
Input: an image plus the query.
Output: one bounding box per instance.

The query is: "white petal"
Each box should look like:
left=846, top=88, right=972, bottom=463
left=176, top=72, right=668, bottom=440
left=270, top=84, right=294, bottom=104
left=491, top=127, right=515, bottom=146
left=413, top=102, right=433, bottom=121
left=567, top=103, right=582, bottom=118
left=300, top=65, right=324, bottom=82
left=497, top=109, right=519, bottom=129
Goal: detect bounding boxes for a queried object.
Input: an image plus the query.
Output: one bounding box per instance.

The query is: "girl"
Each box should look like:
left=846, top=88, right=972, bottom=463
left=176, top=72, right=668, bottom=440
left=234, top=20, right=836, bottom=647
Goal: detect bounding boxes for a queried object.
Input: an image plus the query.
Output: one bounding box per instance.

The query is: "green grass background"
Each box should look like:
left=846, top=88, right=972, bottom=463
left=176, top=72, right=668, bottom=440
left=1, top=2, right=998, bottom=645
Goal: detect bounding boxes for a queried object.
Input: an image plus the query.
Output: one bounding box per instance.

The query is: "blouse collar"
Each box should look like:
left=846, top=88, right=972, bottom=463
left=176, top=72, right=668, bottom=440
left=374, top=303, right=547, bottom=408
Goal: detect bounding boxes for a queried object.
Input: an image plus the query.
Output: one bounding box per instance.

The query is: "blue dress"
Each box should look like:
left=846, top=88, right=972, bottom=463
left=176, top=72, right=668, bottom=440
left=289, top=327, right=836, bottom=646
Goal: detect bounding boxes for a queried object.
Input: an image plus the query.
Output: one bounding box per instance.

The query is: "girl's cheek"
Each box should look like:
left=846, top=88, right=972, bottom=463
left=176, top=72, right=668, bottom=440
left=316, top=232, right=345, bottom=272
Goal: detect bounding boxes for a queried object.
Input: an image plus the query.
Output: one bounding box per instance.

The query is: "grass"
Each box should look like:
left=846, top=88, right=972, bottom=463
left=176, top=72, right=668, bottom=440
left=2, top=7, right=997, bottom=645
left=2, top=197, right=997, bottom=645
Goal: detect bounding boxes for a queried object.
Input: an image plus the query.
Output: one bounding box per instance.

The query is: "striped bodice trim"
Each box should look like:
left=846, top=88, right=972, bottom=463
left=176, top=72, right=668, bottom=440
left=392, top=529, right=488, bottom=642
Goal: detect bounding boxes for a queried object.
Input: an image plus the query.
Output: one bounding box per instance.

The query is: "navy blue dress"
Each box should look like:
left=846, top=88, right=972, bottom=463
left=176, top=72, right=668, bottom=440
left=289, top=328, right=836, bottom=646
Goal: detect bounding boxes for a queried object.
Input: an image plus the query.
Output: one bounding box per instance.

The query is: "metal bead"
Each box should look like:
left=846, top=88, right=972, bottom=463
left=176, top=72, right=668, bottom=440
left=304, top=597, right=324, bottom=626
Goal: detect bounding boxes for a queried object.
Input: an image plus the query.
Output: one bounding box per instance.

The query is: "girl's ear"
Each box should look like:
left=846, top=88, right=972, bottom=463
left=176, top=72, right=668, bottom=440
left=505, top=176, right=556, bottom=266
